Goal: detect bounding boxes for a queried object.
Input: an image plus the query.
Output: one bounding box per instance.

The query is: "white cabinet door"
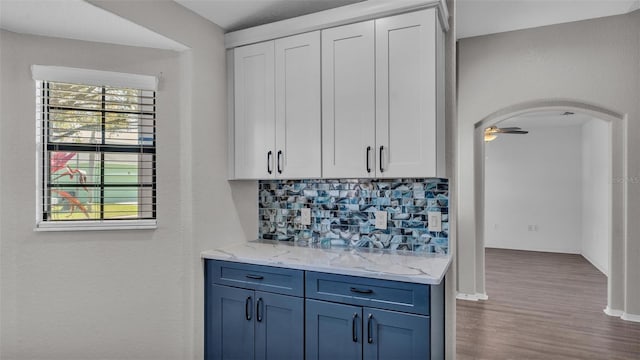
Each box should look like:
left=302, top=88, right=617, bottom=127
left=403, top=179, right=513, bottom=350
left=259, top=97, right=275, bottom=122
left=375, top=9, right=439, bottom=178
left=322, top=21, right=376, bottom=179
left=234, top=41, right=276, bottom=179
left=275, top=31, right=321, bottom=178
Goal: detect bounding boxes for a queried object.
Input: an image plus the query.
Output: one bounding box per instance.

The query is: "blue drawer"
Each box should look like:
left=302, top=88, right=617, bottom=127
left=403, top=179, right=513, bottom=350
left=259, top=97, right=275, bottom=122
left=305, top=271, right=430, bottom=315
left=207, top=260, right=304, bottom=297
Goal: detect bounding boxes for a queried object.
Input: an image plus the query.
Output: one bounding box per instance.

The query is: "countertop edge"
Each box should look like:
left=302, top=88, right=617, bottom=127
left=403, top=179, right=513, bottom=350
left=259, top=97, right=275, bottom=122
left=201, top=248, right=451, bottom=285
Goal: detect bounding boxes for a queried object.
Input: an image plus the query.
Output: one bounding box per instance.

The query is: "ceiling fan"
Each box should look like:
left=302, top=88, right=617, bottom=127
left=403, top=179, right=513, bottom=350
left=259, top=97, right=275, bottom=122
left=484, top=126, right=529, bottom=142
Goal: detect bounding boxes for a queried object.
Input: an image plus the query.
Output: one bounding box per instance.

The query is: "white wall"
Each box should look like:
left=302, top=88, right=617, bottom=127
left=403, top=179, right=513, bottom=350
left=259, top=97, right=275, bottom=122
left=457, top=10, right=640, bottom=316
left=84, top=1, right=260, bottom=358
left=581, top=119, right=610, bottom=275
left=0, top=1, right=259, bottom=359
left=0, top=30, right=186, bottom=359
left=485, top=125, right=583, bottom=253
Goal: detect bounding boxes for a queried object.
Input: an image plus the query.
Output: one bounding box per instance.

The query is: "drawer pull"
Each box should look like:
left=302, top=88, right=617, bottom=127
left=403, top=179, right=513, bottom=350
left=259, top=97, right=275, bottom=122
left=350, top=287, right=374, bottom=294
left=352, top=313, right=358, bottom=342
left=245, top=296, right=252, bottom=321
left=245, top=274, right=264, bottom=280
left=367, top=314, right=373, bottom=344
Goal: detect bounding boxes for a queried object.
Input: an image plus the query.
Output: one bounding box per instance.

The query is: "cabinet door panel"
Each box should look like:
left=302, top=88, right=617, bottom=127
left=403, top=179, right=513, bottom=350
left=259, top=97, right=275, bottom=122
left=322, top=21, right=375, bottom=178
left=234, top=41, right=275, bottom=179
left=363, top=308, right=430, bottom=360
left=207, top=285, right=255, bottom=360
left=255, top=291, right=304, bottom=360
left=275, top=31, right=321, bottom=178
left=305, top=299, right=362, bottom=360
left=376, top=9, right=437, bottom=178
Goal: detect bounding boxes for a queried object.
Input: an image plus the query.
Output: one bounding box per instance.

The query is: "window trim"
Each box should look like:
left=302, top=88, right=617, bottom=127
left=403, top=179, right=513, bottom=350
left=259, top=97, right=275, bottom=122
left=33, top=65, right=158, bottom=231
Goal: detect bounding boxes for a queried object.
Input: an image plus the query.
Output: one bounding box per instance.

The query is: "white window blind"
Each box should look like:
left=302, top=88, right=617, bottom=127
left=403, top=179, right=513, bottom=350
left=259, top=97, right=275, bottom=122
left=33, top=66, right=157, bottom=230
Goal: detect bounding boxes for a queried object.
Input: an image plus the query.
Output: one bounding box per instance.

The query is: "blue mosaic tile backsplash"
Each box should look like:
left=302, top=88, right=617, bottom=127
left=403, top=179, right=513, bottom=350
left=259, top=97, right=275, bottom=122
left=258, top=178, right=449, bottom=254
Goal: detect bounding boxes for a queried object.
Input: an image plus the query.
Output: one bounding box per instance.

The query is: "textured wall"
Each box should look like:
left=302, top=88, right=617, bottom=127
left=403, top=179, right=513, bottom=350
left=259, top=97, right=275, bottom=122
left=457, top=10, right=640, bottom=316
left=258, top=178, right=449, bottom=253
left=485, top=125, right=583, bottom=254
left=0, top=30, right=185, bottom=360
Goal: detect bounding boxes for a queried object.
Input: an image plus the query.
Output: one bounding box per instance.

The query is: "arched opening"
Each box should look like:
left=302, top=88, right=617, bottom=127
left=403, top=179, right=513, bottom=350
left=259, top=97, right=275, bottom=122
left=472, top=99, right=626, bottom=315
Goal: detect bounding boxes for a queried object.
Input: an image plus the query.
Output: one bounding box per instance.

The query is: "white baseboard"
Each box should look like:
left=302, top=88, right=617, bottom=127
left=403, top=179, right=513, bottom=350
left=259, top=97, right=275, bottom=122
left=604, top=307, right=640, bottom=322
left=621, top=312, right=640, bottom=323
left=456, top=292, right=488, bottom=301
left=604, top=307, right=623, bottom=317
left=484, top=245, right=580, bottom=255
left=581, top=252, right=608, bottom=276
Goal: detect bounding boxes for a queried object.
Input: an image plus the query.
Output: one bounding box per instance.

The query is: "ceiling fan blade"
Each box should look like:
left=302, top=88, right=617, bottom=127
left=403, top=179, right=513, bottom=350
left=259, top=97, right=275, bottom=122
left=497, top=127, right=522, bottom=131
left=501, top=130, right=529, bottom=134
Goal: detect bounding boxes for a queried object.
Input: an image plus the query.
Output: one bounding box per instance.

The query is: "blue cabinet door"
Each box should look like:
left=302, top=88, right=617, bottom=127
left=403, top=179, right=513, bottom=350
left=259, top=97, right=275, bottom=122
left=363, top=307, right=430, bottom=360
left=254, top=291, right=304, bottom=360
left=306, top=299, right=363, bottom=360
left=207, top=284, right=255, bottom=360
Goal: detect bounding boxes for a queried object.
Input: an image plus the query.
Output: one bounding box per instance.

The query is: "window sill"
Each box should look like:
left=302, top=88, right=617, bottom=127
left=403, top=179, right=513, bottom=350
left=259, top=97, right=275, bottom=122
left=34, top=220, right=157, bottom=232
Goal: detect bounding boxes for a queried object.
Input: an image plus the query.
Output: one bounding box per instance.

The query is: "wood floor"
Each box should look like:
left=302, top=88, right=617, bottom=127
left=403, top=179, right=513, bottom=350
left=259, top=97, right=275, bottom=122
left=456, top=248, right=640, bottom=360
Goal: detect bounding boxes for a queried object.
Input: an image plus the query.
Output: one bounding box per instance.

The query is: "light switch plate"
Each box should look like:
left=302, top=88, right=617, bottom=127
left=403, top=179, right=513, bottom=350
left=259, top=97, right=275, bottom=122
left=301, top=208, right=311, bottom=225
left=428, top=211, right=442, bottom=232
left=375, top=211, right=388, bottom=229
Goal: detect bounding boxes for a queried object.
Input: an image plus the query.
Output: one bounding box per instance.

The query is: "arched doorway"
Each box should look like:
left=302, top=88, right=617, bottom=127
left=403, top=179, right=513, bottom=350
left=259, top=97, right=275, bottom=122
left=472, top=99, right=627, bottom=315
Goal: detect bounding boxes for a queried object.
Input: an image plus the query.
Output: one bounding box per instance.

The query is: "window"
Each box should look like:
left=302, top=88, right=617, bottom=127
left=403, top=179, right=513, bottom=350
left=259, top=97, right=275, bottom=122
left=33, top=66, right=157, bottom=230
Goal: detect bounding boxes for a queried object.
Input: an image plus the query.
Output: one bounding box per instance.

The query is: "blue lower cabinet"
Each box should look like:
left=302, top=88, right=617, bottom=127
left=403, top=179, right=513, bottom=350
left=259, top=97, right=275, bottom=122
left=207, top=284, right=255, bottom=360
left=306, top=299, right=430, bottom=360
left=205, top=260, right=444, bottom=360
left=305, top=299, right=363, bottom=360
left=206, top=285, right=303, bottom=360
left=255, top=291, right=304, bottom=360
left=363, top=308, right=430, bottom=360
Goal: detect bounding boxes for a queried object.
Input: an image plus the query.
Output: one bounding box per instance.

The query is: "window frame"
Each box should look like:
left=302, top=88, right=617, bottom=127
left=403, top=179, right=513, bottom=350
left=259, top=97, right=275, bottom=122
left=33, top=66, right=158, bottom=231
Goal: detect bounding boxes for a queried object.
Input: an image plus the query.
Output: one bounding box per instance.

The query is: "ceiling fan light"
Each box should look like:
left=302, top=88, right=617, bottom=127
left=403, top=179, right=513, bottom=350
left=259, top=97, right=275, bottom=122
left=484, top=133, right=497, bottom=142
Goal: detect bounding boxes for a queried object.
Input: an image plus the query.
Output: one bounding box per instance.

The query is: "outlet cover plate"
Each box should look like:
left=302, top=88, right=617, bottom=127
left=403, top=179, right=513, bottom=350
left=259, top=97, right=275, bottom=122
left=375, top=211, right=388, bottom=229
left=301, top=208, right=311, bottom=225
left=428, top=211, right=442, bottom=232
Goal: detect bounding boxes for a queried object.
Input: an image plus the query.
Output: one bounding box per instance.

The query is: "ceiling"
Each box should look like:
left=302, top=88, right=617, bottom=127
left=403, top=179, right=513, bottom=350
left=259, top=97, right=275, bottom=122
left=176, top=0, right=364, bottom=32
left=0, top=0, right=638, bottom=49
left=0, top=0, right=187, bottom=50
left=457, top=0, right=640, bottom=39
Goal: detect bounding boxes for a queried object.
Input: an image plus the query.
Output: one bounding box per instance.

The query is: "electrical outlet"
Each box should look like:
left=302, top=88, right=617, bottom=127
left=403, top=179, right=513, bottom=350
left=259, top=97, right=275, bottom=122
left=428, top=212, right=442, bottom=232
left=301, top=208, right=311, bottom=225
left=375, top=211, right=388, bottom=229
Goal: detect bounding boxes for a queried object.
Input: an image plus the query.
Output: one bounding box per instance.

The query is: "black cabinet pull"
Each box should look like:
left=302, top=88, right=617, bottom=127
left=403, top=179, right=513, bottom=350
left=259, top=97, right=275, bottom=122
left=367, top=314, right=373, bottom=344
left=350, top=287, right=374, bottom=294
left=267, top=151, right=273, bottom=174
left=256, top=298, right=263, bottom=322
left=379, top=146, right=384, bottom=173
left=352, top=313, right=359, bottom=342
left=245, top=274, right=264, bottom=280
left=366, top=146, right=372, bottom=173
left=277, top=150, right=283, bottom=174
left=245, top=296, right=252, bottom=321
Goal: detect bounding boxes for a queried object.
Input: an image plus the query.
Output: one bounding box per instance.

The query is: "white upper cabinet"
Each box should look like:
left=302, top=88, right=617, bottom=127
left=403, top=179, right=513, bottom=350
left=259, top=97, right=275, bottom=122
left=233, top=41, right=275, bottom=179
left=322, top=8, right=444, bottom=179
left=376, top=9, right=443, bottom=178
left=232, top=32, right=321, bottom=179
left=275, top=31, right=321, bottom=178
left=230, top=5, right=446, bottom=180
left=321, top=21, right=376, bottom=179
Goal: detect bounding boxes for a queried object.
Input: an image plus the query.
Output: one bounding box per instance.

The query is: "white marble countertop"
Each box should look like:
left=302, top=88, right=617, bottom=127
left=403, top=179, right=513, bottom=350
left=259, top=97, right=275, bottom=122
left=201, top=240, right=451, bottom=285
